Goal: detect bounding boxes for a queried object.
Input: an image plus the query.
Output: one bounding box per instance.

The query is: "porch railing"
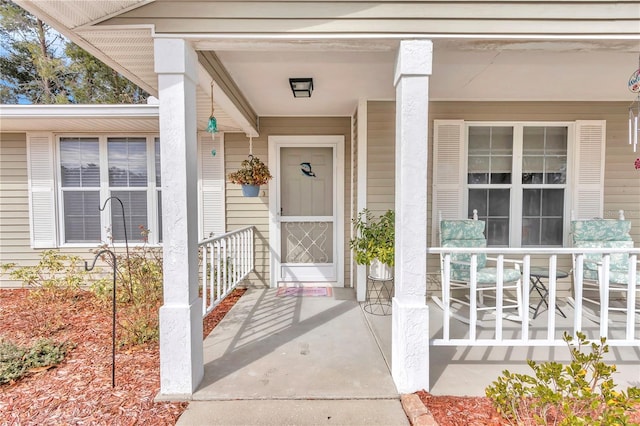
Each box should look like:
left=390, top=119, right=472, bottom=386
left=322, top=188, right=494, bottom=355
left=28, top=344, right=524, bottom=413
left=199, top=226, right=255, bottom=317
left=427, top=247, right=640, bottom=347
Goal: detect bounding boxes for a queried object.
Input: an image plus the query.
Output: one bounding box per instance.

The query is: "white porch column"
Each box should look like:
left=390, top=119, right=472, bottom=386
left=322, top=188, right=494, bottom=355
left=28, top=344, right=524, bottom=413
left=392, top=39, right=432, bottom=393
left=154, top=38, right=203, bottom=397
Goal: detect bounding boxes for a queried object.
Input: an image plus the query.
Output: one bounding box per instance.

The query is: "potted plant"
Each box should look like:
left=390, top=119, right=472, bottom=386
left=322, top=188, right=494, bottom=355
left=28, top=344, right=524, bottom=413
left=227, top=155, right=273, bottom=197
left=350, top=208, right=395, bottom=279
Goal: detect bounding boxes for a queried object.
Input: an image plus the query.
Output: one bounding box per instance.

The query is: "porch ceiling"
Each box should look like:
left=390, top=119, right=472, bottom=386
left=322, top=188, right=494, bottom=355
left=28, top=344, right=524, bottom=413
left=13, top=1, right=640, bottom=125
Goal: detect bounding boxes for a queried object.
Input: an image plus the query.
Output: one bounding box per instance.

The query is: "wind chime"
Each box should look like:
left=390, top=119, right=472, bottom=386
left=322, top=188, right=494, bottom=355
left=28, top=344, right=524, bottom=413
left=627, top=55, right=640, bottom=153
left=207, top=81, right=218, bottom=141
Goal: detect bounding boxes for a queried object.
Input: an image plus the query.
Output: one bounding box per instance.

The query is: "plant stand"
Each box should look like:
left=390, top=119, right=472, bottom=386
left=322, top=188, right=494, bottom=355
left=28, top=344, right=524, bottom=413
left=363, top=275, right=394, bottom=316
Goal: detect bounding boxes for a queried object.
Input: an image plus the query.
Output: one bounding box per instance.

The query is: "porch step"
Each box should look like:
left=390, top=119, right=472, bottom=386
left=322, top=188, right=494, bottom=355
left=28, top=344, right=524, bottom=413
left=176, top=399, right=410, bottom=425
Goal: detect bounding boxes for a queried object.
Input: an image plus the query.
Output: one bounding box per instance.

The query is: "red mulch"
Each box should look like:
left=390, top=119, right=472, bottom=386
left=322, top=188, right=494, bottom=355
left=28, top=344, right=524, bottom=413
left=416, top=389, right=640, bottom=425
left=0, top=287, right=246, bottom=425
left=416, top=391, right=504, bottom=425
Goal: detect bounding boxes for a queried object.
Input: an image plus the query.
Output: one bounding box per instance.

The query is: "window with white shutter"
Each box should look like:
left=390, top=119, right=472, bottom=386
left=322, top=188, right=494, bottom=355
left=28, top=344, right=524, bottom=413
left=27, top=133, right=58, bottom=248
left=432, top=120, right=605, bottom=247
left=55, top=135, right=162, bottom=245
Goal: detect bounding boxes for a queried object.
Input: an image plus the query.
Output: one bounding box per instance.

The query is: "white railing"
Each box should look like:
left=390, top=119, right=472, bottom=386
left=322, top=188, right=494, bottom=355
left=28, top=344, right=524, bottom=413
left=427, top=247, right=640, bottom=347
left=199, top=226, right=255, bottom=317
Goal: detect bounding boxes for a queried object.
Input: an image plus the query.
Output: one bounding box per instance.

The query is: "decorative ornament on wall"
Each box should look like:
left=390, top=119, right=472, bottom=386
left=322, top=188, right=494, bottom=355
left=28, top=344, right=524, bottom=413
left=207, top=81, right=218, bottom=140
left=300, top=162, right=316, bottom=177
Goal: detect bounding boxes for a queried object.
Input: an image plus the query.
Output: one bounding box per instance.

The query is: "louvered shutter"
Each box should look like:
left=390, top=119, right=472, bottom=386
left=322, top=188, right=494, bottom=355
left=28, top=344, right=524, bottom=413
left=199, top=132, right=226, bottom=238
left=27, top=133, right=57, bottom=248
left=431, top=120, right=465, bottom=245
left=572, top=121, right=606, bottom=219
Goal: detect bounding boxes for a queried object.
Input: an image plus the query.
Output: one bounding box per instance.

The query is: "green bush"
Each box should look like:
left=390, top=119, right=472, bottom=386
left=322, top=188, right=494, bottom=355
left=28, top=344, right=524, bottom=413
left=486, top=332, right=640, bottom=425
left=0, top=339, right=71, bottom=385
left=1, top=250, right=92, bottom=299
left=92, top=226, right=163, bottom=347
left=350, top=209, right=395, bottom=266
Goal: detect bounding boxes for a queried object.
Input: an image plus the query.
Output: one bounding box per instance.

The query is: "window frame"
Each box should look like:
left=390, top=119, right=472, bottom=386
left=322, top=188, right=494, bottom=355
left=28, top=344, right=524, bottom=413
left=56, top=134, right=162, bottom=247
left=463, top=121, right=574, bottom=248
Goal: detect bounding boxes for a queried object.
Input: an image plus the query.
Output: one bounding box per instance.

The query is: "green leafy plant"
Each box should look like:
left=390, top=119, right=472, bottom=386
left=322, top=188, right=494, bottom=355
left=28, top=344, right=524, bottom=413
left=1, top=250, right=92, bottom=299
left=92, top=226, right=163, bottom=347
left=0, top=339, right=71, bottom=385
left=350, top=209, right=395, bottom=266
left=227, top=155, right=273, bottom=186
left=486, top=332, right=640, bottom=425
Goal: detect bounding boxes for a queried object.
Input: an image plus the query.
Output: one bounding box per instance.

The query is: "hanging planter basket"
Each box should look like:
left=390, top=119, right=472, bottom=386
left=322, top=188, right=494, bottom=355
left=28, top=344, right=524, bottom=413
left=241, top=184, right=260, bottom=197
left=228, top=154, right=272, bottom=197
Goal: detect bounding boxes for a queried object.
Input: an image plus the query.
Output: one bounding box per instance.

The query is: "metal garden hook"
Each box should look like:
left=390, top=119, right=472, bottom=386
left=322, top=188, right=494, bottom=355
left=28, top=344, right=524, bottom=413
left=85, top=249, right=117, bottom=388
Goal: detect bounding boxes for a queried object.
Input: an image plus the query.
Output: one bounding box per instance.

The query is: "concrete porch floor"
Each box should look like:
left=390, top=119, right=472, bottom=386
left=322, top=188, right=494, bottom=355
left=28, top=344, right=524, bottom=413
left=178, top=286, right=640, bottom=424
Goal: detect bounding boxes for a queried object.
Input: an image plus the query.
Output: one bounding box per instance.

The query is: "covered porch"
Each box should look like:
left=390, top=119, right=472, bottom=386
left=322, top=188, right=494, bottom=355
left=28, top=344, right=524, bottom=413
left=13, top=0, right=640, bottom=400
left=196, top=235, right=640, bottom=400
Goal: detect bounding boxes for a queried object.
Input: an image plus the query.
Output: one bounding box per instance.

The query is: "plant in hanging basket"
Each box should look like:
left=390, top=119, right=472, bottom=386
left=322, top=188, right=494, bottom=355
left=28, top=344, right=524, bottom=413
left=227, top=155, right=273, bottom=186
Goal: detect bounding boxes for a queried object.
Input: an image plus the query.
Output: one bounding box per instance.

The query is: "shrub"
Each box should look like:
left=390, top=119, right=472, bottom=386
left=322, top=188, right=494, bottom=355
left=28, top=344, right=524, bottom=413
left=350, top=209, right=395, bottom=266
left=486, top=332, right=640, bottom=425
left=92, top=226, right=163, bottom=347
left=1, top=250, right=92, bottom=300
left=0, top=339, right=71, bottom=385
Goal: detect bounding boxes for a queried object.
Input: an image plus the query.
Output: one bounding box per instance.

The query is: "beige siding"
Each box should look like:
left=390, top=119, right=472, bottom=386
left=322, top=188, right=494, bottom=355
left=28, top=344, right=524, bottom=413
left=366, top=101, right=640, bottom=284
left=0, top=133, right=145, bottom=287
left=0, top=133, right=31, bottom=285
left=108, top=1, right=640, bottom=37
left=0, top=133, right=103, bottom=287
left=366, top=101, right=395, bottom=216
left=224, top=117, right=352, bottom=287
left=429, top=101, right=640, bottom=243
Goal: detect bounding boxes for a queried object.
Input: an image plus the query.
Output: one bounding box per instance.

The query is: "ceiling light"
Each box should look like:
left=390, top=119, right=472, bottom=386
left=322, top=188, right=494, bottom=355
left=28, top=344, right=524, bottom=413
left=289, top=78, right=313, bottom=98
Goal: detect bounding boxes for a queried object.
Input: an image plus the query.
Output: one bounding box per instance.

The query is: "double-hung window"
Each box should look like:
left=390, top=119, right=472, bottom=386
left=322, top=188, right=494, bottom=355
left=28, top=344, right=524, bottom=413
left=432, top=120, right=605, bottom=248
left=58, top=135, right=161, bottom=245
left=467, top=124, right=568, bottom=247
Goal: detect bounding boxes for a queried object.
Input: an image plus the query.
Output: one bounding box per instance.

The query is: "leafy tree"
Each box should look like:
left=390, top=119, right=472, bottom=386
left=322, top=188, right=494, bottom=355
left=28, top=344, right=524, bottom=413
left=0, top=0, right=70, bottom=103
left=0, top=0, right=147, bottom=104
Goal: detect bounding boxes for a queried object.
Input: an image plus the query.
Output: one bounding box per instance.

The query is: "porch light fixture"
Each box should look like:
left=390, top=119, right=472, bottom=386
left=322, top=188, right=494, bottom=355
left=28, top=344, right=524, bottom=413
left=289, top=78, right=313, bottom=98
left=628, top=56, right=640, bottom=152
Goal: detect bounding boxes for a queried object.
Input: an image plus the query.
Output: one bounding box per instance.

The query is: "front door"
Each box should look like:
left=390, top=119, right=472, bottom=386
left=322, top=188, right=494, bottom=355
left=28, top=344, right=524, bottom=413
left=269, top=136, right=344, bottom=286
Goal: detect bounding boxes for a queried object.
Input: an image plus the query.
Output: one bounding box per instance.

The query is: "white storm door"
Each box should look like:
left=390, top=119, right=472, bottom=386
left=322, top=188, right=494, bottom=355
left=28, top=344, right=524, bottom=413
left=278, top=146, right=337, bottom=282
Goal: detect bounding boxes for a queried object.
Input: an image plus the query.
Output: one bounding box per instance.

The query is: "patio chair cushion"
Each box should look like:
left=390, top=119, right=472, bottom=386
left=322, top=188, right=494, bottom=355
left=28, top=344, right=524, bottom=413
left=572, top=219, right=637, bottom=284
left=571, top=220, right=632, bottom=242
left=440, top=219, right=485, bottom=241
left=441, top=238, right=487, bottom=282
left=475, top=267, right=522, bottom=285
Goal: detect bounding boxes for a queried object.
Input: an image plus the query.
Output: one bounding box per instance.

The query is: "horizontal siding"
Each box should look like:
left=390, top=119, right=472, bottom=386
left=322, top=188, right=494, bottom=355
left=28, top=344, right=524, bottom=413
left=430, top=101, right=640, bottom=245
left=112, top=1, right=640, bottom=36
left=0, top=133, right=139, bottom=288
left=365, top=101, right=640, bottom=282
left=0, top=133, right=30, bottom=287
left=366, top=101, right=395, bottom=216
left=225, top=117, right=352, bottom=287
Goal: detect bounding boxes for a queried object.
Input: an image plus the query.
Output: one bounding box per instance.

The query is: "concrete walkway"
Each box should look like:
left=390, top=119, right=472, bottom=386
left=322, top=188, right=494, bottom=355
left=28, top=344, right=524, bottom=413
left=176, top=287, right=409, bottom=425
